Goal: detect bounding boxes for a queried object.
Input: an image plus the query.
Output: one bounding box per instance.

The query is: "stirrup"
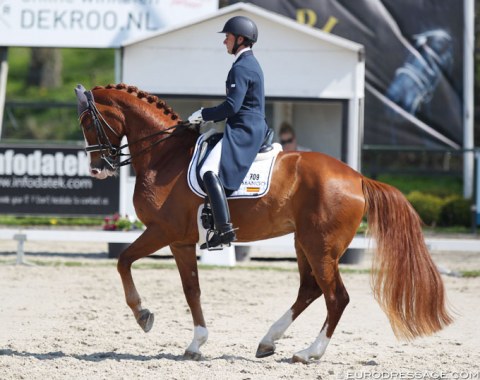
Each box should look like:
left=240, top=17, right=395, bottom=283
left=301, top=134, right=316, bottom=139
left=200, top=227, right=237, bottom=250
left=200, top=229, right=225, bottom=251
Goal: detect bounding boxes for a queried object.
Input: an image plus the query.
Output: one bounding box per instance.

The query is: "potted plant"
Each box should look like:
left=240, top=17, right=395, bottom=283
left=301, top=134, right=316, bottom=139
left=103, top=213, right=143, bottom=258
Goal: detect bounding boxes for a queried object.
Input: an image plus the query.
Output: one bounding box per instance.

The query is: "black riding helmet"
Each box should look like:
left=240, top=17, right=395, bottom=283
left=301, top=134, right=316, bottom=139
left=219, top=16, right=258, bottom=54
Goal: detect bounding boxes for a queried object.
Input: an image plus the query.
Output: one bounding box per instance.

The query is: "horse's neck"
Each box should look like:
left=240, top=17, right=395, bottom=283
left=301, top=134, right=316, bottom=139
left=124, top=122, right=196, bottom=176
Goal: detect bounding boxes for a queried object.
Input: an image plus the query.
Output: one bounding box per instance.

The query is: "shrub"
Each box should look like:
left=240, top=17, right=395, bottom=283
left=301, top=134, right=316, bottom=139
left=438, top=197, right=472, bottom=227
left=406, top=191, right=444, bottom=226
left=378, top=175, right=462, bottom=198
left=103, top=213, right=143, bottom=231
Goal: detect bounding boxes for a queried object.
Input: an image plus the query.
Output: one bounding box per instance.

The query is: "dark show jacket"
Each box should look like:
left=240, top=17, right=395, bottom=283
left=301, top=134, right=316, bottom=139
left=201, top=50, right=268, bottom=191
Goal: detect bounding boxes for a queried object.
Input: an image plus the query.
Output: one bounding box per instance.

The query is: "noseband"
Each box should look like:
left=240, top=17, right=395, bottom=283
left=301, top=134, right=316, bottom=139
left=79, top=90, right=193, bottom=169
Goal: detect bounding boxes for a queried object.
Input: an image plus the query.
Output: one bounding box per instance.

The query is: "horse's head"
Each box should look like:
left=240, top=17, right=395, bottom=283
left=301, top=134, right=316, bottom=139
left=75, top=84, right=124, bottom=179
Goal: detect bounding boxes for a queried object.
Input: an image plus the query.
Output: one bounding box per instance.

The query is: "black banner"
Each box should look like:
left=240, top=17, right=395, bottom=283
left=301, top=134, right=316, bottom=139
left=0, top=144, right=119, bottom=215
left=230, top=0, right=464, bottom=148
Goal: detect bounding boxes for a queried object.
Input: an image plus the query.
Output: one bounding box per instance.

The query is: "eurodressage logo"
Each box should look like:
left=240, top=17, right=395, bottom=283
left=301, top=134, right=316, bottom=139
left=340, top=370, right=480, bottom=379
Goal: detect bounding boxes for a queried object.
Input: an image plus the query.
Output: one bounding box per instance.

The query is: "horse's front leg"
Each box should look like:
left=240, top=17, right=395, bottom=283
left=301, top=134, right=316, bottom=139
left=117, top=226, right=169, bottom=332
left=170, top=242, right=208, bottom=361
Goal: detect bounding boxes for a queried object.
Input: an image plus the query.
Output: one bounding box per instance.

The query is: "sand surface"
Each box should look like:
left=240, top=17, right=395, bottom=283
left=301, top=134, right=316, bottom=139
left=0, top=241, right=479, bottom=380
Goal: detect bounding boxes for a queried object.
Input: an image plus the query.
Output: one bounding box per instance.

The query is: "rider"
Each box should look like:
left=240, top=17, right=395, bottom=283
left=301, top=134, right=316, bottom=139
left=188, top=16, right=268, bottom=249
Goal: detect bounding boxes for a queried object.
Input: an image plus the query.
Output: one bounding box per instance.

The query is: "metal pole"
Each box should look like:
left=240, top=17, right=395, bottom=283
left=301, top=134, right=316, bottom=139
left=114, top=48, right=122, bottom=84
left=115, top=47, right=127, bottom=215
left=14, top=233, right=27, bottom=265
left=475, top=152, right=480, bottom=233
left=0, top=46, right=8, bottom=140
left=463, top=0, right=475, bottom=198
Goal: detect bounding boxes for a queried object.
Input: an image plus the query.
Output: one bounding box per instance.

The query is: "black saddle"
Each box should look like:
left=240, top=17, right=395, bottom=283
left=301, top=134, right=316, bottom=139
left=259, top=128, right=274, bottom=153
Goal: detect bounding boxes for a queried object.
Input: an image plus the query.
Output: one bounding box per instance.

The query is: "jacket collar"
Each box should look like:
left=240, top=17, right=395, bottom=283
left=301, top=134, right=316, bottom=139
left=234, top=48, right=253, bottom=63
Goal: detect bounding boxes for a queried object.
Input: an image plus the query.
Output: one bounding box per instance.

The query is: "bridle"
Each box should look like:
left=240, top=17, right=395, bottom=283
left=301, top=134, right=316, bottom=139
left=79, top=90, right=193, bottom=170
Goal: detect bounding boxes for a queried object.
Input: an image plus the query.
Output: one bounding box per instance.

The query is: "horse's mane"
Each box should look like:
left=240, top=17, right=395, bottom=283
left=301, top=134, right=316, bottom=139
left=93, top=83, right=180, bottom=121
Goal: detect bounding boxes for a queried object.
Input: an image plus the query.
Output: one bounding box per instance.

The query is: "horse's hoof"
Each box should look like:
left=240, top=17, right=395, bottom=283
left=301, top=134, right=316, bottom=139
left=292, top=354, right=309, bottom=364
left=137, top=309, right=154, bottom=332
left=255, top=343, right=275, bottom=358
left=184, top=350, right=202, bottom=361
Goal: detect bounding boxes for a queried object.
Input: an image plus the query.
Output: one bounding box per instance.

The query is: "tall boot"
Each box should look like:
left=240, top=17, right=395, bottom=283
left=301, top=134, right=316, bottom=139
left=200, top=171, right=236, bottom=249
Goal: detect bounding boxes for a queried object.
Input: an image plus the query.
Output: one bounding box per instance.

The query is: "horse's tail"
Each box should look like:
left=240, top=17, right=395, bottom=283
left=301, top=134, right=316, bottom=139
left=362, top=177, right=453, bottom=340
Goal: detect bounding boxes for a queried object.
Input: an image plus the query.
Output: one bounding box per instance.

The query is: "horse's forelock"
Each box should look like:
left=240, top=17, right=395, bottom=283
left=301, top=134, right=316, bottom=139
left=92, top=83, right=179, bottom=121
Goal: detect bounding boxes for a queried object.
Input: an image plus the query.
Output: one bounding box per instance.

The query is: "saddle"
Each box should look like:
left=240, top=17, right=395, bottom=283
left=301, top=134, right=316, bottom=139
left=195, top=127, right=275, bottom=192
left=187, top=125, right=282, bottom=200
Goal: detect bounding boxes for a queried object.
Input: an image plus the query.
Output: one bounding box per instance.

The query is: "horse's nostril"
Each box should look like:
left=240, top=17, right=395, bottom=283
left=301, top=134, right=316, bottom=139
left=91, top=168, right=100, bottom=175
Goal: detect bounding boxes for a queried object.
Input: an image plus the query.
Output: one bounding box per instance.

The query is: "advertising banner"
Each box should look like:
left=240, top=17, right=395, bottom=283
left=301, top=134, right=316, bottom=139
left=229, top=0, right=464, bottom=148
left=0, top=144, right=119, bottom=215
left=0, top=0, right=218, bottom=48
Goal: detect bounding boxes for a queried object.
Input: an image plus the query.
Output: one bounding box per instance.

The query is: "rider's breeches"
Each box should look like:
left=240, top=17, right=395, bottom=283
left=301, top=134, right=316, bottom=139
left=199, top=138, right=223, bottom=178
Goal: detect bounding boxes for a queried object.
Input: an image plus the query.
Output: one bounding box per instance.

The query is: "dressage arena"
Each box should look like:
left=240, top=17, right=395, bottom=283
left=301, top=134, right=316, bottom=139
left=0, top=240, right=479, bottom=380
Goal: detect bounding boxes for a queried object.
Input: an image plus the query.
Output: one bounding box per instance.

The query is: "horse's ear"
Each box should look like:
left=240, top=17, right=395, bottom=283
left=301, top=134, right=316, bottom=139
left=74, top=84, right=88, bottom=117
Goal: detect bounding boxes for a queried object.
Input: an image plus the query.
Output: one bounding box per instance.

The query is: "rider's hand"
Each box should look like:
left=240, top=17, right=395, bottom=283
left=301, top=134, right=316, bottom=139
left=188, top=108, right=204, bottom=124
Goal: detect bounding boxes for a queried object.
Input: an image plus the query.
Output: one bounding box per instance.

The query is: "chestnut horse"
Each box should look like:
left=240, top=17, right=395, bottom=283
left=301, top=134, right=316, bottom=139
left=75, top=84, right=452, bottom=363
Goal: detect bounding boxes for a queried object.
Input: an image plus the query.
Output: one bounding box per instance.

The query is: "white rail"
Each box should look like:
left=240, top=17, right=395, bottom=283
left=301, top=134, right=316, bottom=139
left=0, top=228, right=479, bottom=265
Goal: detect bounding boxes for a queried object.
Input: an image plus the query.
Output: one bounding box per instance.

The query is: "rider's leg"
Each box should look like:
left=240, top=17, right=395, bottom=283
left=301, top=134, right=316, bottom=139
left=199, top=138, right=223, bottom=178
left=200, top=171, right=236, bottom=249
left=199, top=140, right=236, bottom=248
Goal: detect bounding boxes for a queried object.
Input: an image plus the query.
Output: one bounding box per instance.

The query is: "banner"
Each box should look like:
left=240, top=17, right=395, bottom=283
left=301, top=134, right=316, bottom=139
left=0, top=144, right=119, bottom=215
left=0, top=0, right=218, bottom=48
left=229, top=0, right=464, bottom=148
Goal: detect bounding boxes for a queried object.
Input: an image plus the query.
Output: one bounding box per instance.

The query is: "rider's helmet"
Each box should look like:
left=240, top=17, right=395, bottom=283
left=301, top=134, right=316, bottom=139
left=219, top=16, right=258, bottom=44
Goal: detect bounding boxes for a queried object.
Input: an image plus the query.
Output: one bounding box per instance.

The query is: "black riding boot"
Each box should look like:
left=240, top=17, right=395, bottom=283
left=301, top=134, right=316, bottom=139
left=200, top=171, right=236, bottom=249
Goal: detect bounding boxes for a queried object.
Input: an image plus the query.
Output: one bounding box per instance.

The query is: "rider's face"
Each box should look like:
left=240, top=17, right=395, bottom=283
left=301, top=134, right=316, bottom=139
left=224, top=33, right=236, bottom=54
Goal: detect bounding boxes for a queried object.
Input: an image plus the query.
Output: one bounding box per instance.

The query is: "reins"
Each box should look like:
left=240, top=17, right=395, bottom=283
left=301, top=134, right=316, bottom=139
left=113, top=121, right=193, bottom=168
left=80, top=90, right=195, bottom=169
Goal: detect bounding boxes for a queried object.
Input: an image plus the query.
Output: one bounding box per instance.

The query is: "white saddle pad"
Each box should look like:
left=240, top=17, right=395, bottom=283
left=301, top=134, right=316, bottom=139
left=187, top=133, right=282, bottom=199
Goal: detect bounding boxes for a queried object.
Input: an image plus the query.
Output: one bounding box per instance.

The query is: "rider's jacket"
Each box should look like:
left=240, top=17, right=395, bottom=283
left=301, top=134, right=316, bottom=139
left=202, top=49, right=268, bottom=191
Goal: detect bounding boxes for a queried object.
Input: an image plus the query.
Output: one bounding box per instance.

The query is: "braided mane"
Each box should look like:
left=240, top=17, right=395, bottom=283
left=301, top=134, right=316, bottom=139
left=93, top=83, right=180, bottom=121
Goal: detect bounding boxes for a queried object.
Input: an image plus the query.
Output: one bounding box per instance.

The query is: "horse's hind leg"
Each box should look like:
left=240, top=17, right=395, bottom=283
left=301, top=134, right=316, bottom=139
left=292, top=246, right=350, bottom=363
left=117, top=227, right=169, bottom=332
left=170, top=243, right=208, bottom=361
left=256, top=240, right=323, bottom=358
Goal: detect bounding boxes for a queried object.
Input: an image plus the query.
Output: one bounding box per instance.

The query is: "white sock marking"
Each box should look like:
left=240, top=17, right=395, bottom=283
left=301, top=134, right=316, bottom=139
left=260, top=309, right=293, bottom=346
left=294, top=323, right=330, bottom=362
left=186, top=325, right=208, bottom=353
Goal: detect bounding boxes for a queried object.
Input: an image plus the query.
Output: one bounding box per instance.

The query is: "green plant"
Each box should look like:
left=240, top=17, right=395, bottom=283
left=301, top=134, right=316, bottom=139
left=377, top=175, right=462, bottom=198
left=406, top=191, right=444, bottom=226
left=5, top=47, right=115, bottom=141
left=103, top=213, right=143, bottom=231
left=438, top=197, right=472, bottom=227
left=0, top=215, right=103, bottom=226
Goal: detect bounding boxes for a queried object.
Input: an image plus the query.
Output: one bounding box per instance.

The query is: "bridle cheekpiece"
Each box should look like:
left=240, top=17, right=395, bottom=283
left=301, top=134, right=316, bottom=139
left=78, top=89, right=195, bottom=170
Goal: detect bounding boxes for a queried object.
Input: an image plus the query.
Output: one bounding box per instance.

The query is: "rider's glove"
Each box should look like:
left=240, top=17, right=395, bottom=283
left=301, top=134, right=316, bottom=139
left=188, top=108, right=204, bottom=124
